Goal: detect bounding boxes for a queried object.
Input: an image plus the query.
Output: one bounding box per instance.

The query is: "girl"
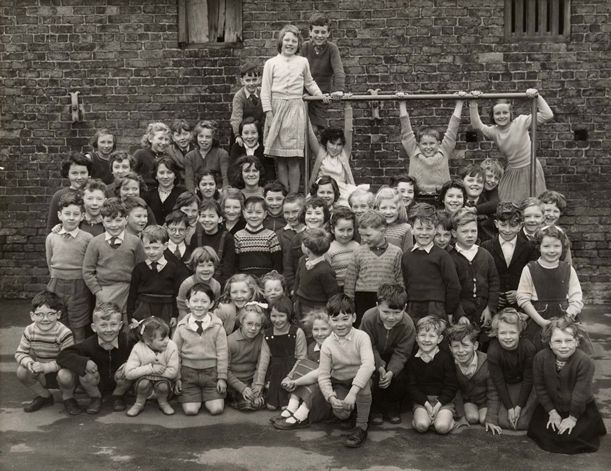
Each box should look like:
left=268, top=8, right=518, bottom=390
left=166, top=119, right=195, bottom=182
left=261, top=270, right=288, bottom=305
left=124, top=317, right=179, bottom=416
left=114, top=172, right=157, bottom=226
left=528, top=318, right=606, bottom=454
left=373, top=186, right=413, bottom=253
left=176, top=246, right=222, bottom=321
left=229, top=117, right=275, bottom=182
left=389, top=174, right=418, bottom=214
left=254, top=296, right=307, bottom=410
left=325, top=207, right=359, bottom=288
left=230, top=155, right=265, bottom=199
left=438, top=179, right=466, bottom=216
left=310, top=175, right=341, bottom=210
left=86, top=128, right=116, bottom=184
left=520, top=197, right=545, bottom=241
left=469, top=88, right=554, bottom=203
left=133, top=122, right=171, bottom=189
left=273, top=310, right=333, bottom=429
left=487, top=308, right=537, bottom=431
left=261, top=24, right=329, bottom=193
left=195, top=170, right=221, bottom=202
left=308, top=103, right=356, bottom=206
left=184, top=120, right=229, bottom=191
left=227, top=303, right=267, bottom=411
left=144, top=157, right=186, bottom=226
left=106, top=151, right=135, bottom=197
left=517, top=225, right=583, bottom=350
left=214, top=273, right=263, bottom=335
left=220, top=188, right=246, bottom=235
left=172, top=191, right=200, bottom=245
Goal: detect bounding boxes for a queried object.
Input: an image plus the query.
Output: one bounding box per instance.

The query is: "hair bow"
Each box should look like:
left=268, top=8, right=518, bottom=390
left=245, top=301, right=268, bottom=310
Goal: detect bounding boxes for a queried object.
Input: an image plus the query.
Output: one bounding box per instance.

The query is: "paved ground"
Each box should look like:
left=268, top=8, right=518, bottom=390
left=0, top=299, right=609, bottom=470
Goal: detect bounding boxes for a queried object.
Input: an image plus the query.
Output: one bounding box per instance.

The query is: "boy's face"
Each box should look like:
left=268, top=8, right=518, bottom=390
left=68, top=164, right=90, bottom=189
left=30, top=304, right=61, bottom=332
left=167, top=221, right=187, bottom=244
left=195, top=261, right=215, bottom=282
left=450, top=338, right=478, bottom=365
left=452, top=221, right=478, bottom=249
left=172, top=129, right=192, bottom=149
left=434, top=225, right=452, bottom=250
left=186, top=290, right=213, bottom=321
left=57, top=204, right=84, bottom=232
left=265, top=190, right=285, bottom=216
left=102, top=214, right=127, bottom=236
left=97, top=134, right=115, bottom=156
left=309, top=24, right=330, bottom=46
left=142, top=236, right=167, bottom=262
left=126, top=207, right=148, bottom=234
left=223, top=198, right=242, bottom=223
left=263, top=279, right=284, bottom=303
left=522, top=205, right=544, bottom=234
left=549, top=327, right=577, bottom=361
left=243, top=203, right=265, bottom=228
left=83, top=189, right=106, bottom=217
left=463, top=174, right=484, bottom=199
left=494, top=219, right=522, bottom=242
left=197, top=128, right=214, bottom=152
left=240, top=72, right=261, bottom=94
left=283, top=201, right=303, bottom=227
left=542, top=203, right=560, bottom=226
left=112, top=159, right=132, bottom=180
left=413, top=219, right=436, bottom=247
left=397, top=182, right=415, bottom=207
left=304, top=206, right=325, bottom=229
left=418, top=135, right=440, bottom=158
left=241, top=123, right=259, bottom=148
left=312, top=318, right=331, bottom=346
left=359, top=225, right=385, bottom=248
left=350, top=196, right=371, bottom=220
left=377, top=301, right=404, bottom=330
left=484, top=170, right=499, bottom=191
left=416, top=327, right=443, bottom=354
left=199, top=208, right=221, bottom=234
left=328, top=311, right=356, bottom=337
left=91, top=312, right=123, bottom=343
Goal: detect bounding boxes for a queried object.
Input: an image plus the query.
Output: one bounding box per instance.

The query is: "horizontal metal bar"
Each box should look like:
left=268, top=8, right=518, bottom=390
left=303, top=92, right=534, bottom=101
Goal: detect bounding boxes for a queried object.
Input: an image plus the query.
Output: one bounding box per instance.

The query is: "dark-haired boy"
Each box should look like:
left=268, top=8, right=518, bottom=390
left=263, top=180, right=287, bottom=232
left=230, top=61, right=264, bottom=145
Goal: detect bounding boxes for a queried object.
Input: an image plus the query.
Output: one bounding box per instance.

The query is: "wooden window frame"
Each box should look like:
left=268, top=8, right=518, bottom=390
left=504, top=0, right=571, bottom=41
left=178, top=0, right=242, bottom=48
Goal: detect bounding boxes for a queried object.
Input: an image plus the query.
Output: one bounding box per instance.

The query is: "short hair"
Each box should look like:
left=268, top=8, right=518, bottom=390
left=61, top=151, right=92, bottom=178
left=231, top=155, right=265, bottom=189
left=541, top=317, right=588, bottom=345
left=310, top=176, right=340, bottom=203
left=187, top=282, right=216, bottom=303
left=173, top=191, right=200, bottom=211
left=302, top=228, right=332, bottom=256
left=239, top=116, right=260, bottom=135
left=300, top=197, right=331, bottom=224
left=136, top=316, right=170, bottom=344
left=348, top=188, right=374, bottom=208
left=123, top=196, right=148, bottom=215
left=459, top=163, right=485, bottom=180
left=418, top=127, right=441, bottom=142
left=309, top=12, right=330, bottom=28
left=374, top=186, right=408, bottom=223
left=269, top=295, right=295, bottom=322
left=164, top=210, right=189, bottom=227
left=376, top=283, right=407, bottom=309
left=92, top=302, right=122, bottom=322
left=140, top=122, right=170, bottom=148
left=534, top=224, right=570, bottom=254
left=416, top=315, right=446, bottom=335
left=89, top=128, right=116, bottom=151
left=83, top=178, right=107, bottom=195
left=520, top=196, right=544, bottom=214
left=451, top=208, right=477, bottom=230
left=538, top=190, right=567, bottom=213
left=260, top=270, right=287, bottom=295
left=495, top=201, right=523, bottom=224
left=154, top=156, right=179, bottom=180
left=220, top=273, right=262, bottom=304
left=410, top=203, right=438, bottom=226
left=435, top=209, right=453, bottom=231
left=116, top=172, right=147, bottom=197
left=193, top=120, right=219, bottom=148
left=358, top=209, right=386, bottom=229
left=101, top=197, right=126, bottom=219
left=481, top=157, right=504, bottom=178
left=276, top=24, right=302, bottom=54
left=438, top=179, right=467, bottom=207
left=240, top=61, right=261, bottom=77
left=330, top=206, right=356, bottom=229
left=188, top=246, right=220, bottom=270
left=238, top=303, right=266, bottom=325
left=170, top=118, right=193, bottom=134
left=109, top=150, right=135, bottom=170
left=220, top=188, right=245, bottom=214
left=283, top=192, right=305, bottom=208
left=58, top=191, right=84, bottom=211
left=198, top=198, right=222, bottom=217
left=326, top=294, right=355, bottom=317
left=31, top=290, right=64, bottom=312
left=141, top=224, right=169, bottom=244
left=264, top=180, right=288, bottom=198
left=310, top=310, right=331, bottom=326
left=446, top=323, right=480, bottom=345
left=389, top=174, right=419, bottom=195
left=490, top=308, right=527, bottom=336
left=244, top=195, right=266, bottom=212
left=320, top=127, right=346, bottom=147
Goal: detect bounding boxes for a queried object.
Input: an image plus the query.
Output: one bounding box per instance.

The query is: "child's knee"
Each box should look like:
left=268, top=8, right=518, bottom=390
left=16, top=365, right=34, bottom=383
left=80, top=372, right=100, bottom=387
left=412, top=418, right=430, bottom=433
left=154, top=382, right=170, bottom=395
left=182, top=403, right=201, bottom=416
left=434, top=414, right=454, bottom=435
left=56, top=368, right=75, bottom=387
left=465, top=409, right=480, bottom=425
left=333, top=407, right=351, bottom=421
left=205, top=400, right=224, bottom=415
left=136, top=379, right=152, bottom=394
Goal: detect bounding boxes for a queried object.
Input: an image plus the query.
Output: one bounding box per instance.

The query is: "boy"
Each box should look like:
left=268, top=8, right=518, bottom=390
left=164, top=210, right=193, bottom=273
left=477, top=159, right=504, bottom=242
left=406, top=316, right=458, bottom=434
left=167, top=119, right=195, bottom=182
left=318, top=295, right=375, bottom=448
left=263, top=180, right=287, bottom=232
left=80, top=179, right=107, bottom=237
left=401, top=204, right=461, bottom=323
left=433, top=209, right=453, bottom=251
left=57, top=303, right=134, bottom=414
left=15, top=291, right=78, bottom=414
left=82, top=197, right=146, bottom=313
left=446, top=323, right=501, bottom=434
left=519, top=197, right=545, bottom=242
left=278, top=193, right=305, bottom=252
left=124, top=196, right=149, bottom=237
left=46, top=192, right=93, bottom=342
left=359, top=283, right=415, bottom=425
left=449, top=209, right=500, bottom=329
left=230, top=61, right=264, bottom=145
left=344, top=210, right=404, bottom=326
left=481, top=202, right=538, bottom=310
left=460, top=164, right=494, bottom=243
left=234, top=196, right=282, bottom=277
left=302, top=13, right=346, bottom=131
left=106, top=151, right=135, bottom=197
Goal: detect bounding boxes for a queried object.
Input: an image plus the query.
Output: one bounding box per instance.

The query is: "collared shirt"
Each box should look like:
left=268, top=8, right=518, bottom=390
left=522, top=227, right=535, bottom=241
left=456, top=244, right=479, bottom=262
left=283, top=223, right=306, bottom=233
left=313, top=343, right=321, bottom=352
left=168, top=241, right=186, bottom=258
left=105, top=231, right=125, bottom=243
left=97, top=337, right=119, bottom=351
left=369, top=240, right=389, bottom=257
left=186, top=313, right=211, bottom=333
left=244, top=89, right=258, bottom=101
left=84, top=214, right=103, bottom=225
left=305, top=255, right=325, bottom=270
left=244, top=142, right=260, bottom=157
left=499, top=235, right=517, bottom=266
left=415, top=346, right=440, bottom=363
left=331, top=329, right=354, bottom=344
left=411, top=242, right=434, bottom=253
left=146, top=256, right=167, bottom=272
left=455, top=352, right=479, bottom=378
left=57, top=227, right=80, bottom=238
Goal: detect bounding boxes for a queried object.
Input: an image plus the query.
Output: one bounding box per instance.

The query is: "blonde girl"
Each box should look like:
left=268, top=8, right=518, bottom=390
left=133, top=122, right=171, bottom=188
left=214, top=274, right=263, bottom=335
left=184, top=120, right=229, bottom=192
left=374, top=186, right=413, bottom=253
left=220, top=188, right=246, bottom=235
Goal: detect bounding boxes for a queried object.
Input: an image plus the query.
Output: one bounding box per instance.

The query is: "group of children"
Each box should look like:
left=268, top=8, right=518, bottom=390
left=16, top=13, right=605, bottom=454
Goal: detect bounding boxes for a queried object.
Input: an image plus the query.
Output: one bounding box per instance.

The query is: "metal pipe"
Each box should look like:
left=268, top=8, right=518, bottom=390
left=304, top=101, right=310, bottom=192
left=530, top=96, right=538, bottom=196
left=303, top=92, right=532, bottom=101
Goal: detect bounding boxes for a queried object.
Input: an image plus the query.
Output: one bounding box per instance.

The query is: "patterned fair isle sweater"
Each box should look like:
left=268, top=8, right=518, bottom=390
left=234, top=225, right=282, bottom=277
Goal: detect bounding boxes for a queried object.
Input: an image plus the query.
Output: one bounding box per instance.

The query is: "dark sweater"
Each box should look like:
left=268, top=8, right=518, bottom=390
left=263, top=213, right=286, bottom=232
left=57, top=333, right=135, bottom=395
left=133, top=148, right=162, bottom=189
left=283, top=231, right=306, bottom=293
left=234, top=225, right=282, bottom=277
left=301, top=41, right=346, bottom=92
left=144, top=185, right=186, bottom=227
left=455, top=351, right=500, bottom=424
left=126, top=260, right=181, bottom=317
left=188, top=226, right=235, bottom=287
left=406, top=347, right=458, bottom=405
left=481, top=236, right=538, bottom=293
left=294, top=256, right=339, bottom=304
left=487, top=338, right=535, bottom=409
left=86, top=151, right=114, bottom=184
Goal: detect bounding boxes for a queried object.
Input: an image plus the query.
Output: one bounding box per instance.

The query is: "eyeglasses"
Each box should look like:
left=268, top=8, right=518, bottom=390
left=32, top=311, right=60, bottom=319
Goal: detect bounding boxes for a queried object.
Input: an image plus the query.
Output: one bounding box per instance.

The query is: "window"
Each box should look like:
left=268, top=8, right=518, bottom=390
left=504, top=0, right=570, bottom=39
left=178, top=0, right=242, bottom=46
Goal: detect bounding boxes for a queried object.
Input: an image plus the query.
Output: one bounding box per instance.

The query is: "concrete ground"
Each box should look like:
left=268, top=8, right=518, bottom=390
left=0, top=300, right=609, bottom=471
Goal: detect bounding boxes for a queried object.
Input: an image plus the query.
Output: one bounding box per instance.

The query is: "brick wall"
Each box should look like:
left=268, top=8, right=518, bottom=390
left=1, top=0, right=610, bottom=302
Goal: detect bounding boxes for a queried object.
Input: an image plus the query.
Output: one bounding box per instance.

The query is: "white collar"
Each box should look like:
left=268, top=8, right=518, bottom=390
left=305, top=255, right=325, bottom=270
left=314, top=343, right=322, bottom=352
left=537, top=257, right=560, bottom=269
left=57, top=227, right=80, bottom=238
left=415, top=346, right=440, bottom=363
left=187, top=313, right=211, bottom=332
left=499, top=235, right=517, bottom=247
left=97, top=336, right=119, bottom=350
left=411, top=242, right=434, bottom=253
left=455, top=352, right=479, bottom=376
left=455, top=244, right=479, bottom=262
left=331, top=329, right=354, bottom=342
left=168, top=240, right=186, bottom=251
left=146, top=257, right=167, bottom=270
left=283, top=223, right=306, bottom=233
left=105, top=231, right=125, bottom=242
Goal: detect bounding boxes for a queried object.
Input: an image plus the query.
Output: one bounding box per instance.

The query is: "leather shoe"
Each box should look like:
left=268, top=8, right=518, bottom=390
left=63, top=398, right=82, bottom=415
left=24, top=395, right=54, bottom=413
left=86, top=397, right=103, bottom=414
left=371, top=412, right=384, bottom=425
left=344, top=427, right=367, bottom=448
left=111, top=395, right=126, bottom=412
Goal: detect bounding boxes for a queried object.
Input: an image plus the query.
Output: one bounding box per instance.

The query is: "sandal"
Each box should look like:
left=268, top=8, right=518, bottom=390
left=272, top=415, right=309, bottom=430
left=269, top=409, right=294, bottom=424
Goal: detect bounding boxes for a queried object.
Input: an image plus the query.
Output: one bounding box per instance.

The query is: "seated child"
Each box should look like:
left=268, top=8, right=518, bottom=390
left=318, top=294, right=375, bottom=448
left=177, top=247, right=222, bottom=321
left=406, top=316, right=458, bottom=435
left=125, top=317, right=179, bottom=416
left=263, top=180, right=287, bottom=231
left=227, top=303, right=267, bottom=411
left=446, top=323, right=501, bottom=434
left=433, top=209, right=453, bottom=251
left=374, top=186, right=413, bottom=253
left=487, top=308, right=537, bottom=431
left=325, top=207, right=360, bottom=288
left=528, top=318, right=607, bottom=454
left=80, top=178, right=107, bottom=237
left=184, top=120, right=229, bottom=190
left=359, top=283, right=415, bottom=425
left=173, top=283, right=228, bottom=416
left=538, top=189, right=572, bottom=264
left=15, top=291, right=77, bottom=414
left=45, top=192, right=93, bottom=342
left=272, top=310, right=333, bottom=429
left=57, top=303, right=134, bottom=414
left=389, top=174, right=417, bottom=215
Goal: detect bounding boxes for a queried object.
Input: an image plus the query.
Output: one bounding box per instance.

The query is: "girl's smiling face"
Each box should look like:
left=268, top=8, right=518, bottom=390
left=199, top=208, right=221, bottom=234
left=539, top=235, right=563, bottom=264
left=542, top=203, right=561, bottom=226
left=397, top=182, right=415, bottom=208
left=197, top=128, right=214, bottom=152
left=229, top=281, right=252, bottom=309
left=120, top=179, right=140, bottom=200
left=270, top=308, right=289, bottom=330
left=378, top=199, right=399, bottom=225
left=198, top=175, right=217, bottom=199
left=195, top=260, right=215, bottom=282
left=484, top=170, right=500, bottom=191
left=68, top=164, right=90, bottom=189
left=242, top=163, right=260, bottom=188
left=241, top=123, right=259, bottom=148
left=497, top=320, right=520, bottom=350
left=156, top=163, right=175, bottom=189
left=304, top=206, right=325, bottom=229
left=147, top=332, right=169, bottom=353
left=281, top=31, right=299, bottom=56
left=223, top=198, right=242, bottom=223
left=333, top=217, right=355, bottom=245
left=325, top=138, right=343, bottom=158
left=112, top=159, right=131, bottom=180
left=316, top=183, right=336, bottom=208
left=493, top=103, right=512, bottom=127
left=443, top=188, right=464, bottom=214
left=150, top=131, right=170, bottom=153
left=97, top=134, right=115, bottom=156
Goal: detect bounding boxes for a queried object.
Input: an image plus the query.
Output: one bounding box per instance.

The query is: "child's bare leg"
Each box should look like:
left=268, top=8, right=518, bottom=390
left=287, top=160, right=300, bottom=194
left=155, top=382, right=175, bottom=415
left=182, top=402, right=202, bottom=416
left=276, top=159, right=289, bottom=191
left=56, top=368, right=76, bottom=400
left=478, top=407, right=488, bottom=425
left=80, top=371, right=102, bottom=398
left=433, top=409, right=455, bottom=434
left=204, top=398, right=224, bottom=415
left=463, top=402, right=480, bottom=425
left=127, top=379, right=152, bottom=417
left=16, top=365, right=51, bottom=398
left=412, top=407, right=432, bottom=433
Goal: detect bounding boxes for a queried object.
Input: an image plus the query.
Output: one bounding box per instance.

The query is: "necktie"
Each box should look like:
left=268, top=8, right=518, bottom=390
left=62, top=232, right=72, bottom=239
left=109, top=236, right=120, bottom=249
left=150, top=261, right=158, bottom=272
left=195, top=321, right=203, bottom=335
left=173, top=245, right=182, bottom=259
left=248, top=94, right=258, bottom=105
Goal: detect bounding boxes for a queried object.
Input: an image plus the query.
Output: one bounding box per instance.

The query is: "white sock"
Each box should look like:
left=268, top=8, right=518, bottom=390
left=285, top=396, right=300, bottom=414
left=286, top=403, right=309, bottom=423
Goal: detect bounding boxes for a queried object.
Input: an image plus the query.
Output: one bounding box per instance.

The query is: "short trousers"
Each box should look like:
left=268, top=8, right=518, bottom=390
left=179, top=366, right=225, bottom=403
left=412, top=395, right=455, bottom=414
left=47, top=278, right=92, bottom=328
